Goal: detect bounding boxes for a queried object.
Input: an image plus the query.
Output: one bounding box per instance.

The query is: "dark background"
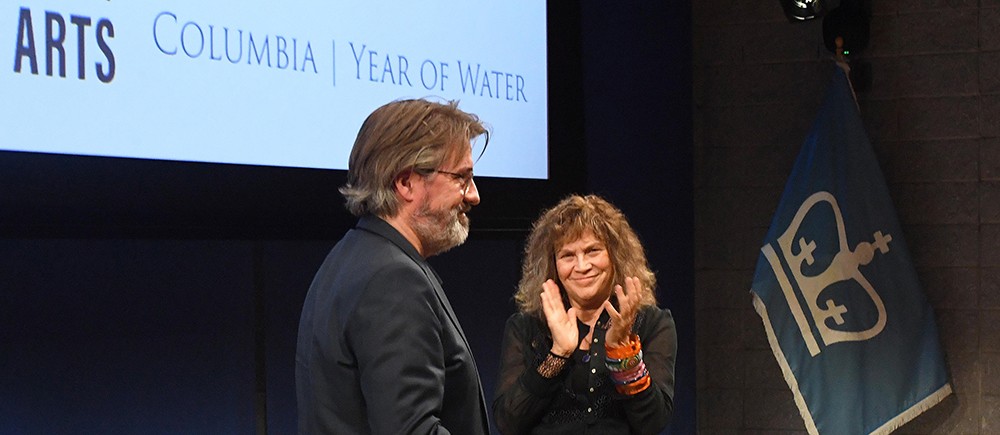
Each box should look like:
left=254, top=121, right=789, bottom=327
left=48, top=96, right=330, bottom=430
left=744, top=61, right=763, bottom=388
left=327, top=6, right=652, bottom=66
left=0, top=2, right=693, bottom=434
left=693, top=0, right=1000, bottom=432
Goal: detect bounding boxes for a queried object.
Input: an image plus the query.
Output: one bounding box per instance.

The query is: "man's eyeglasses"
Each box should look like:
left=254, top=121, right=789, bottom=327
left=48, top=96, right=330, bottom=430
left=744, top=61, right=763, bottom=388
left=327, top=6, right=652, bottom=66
left=433, top=169, right=475, bottom=194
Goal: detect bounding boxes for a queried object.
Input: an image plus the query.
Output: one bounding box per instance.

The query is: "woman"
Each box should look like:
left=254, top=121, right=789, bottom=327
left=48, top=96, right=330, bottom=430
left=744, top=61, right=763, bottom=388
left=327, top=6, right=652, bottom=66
left=493, top=194, right=676, bottom=434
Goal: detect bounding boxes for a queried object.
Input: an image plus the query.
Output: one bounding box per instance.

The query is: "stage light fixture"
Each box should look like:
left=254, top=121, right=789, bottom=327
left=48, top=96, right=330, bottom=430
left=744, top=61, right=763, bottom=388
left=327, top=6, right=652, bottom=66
left=780, top=0, right=825, bottom=22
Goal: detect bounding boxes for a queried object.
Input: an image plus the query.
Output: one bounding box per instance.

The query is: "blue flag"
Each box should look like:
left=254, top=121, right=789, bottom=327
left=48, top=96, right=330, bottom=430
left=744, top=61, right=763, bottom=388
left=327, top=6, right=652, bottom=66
left=750, top=67, right=952, bottom=434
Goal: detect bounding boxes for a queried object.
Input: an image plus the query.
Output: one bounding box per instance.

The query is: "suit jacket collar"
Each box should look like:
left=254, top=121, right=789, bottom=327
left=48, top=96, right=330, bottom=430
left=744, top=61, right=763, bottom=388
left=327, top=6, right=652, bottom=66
left=355, top=215, right=437, bottom=274
left=356, top=215, right=488, bottom=427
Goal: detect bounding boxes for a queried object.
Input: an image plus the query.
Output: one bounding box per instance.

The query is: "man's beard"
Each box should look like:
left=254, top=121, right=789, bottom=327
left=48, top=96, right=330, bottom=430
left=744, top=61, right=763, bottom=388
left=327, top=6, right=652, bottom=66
left=411, top=199, right=471, bottom=257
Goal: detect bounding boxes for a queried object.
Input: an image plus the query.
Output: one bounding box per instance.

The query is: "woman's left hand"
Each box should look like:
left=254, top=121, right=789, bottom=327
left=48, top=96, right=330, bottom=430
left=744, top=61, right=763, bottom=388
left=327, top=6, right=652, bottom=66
left=603, top=276, right=643, bottom=348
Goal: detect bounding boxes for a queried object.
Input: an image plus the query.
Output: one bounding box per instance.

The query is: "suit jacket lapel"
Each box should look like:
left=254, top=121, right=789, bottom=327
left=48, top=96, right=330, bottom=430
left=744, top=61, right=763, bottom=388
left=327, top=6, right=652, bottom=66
left=356, top=215, right=489, bottom=429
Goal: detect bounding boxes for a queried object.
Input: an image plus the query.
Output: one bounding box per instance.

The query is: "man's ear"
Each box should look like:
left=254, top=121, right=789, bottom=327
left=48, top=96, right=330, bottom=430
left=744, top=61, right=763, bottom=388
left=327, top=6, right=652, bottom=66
left=393, top=169, right=419, bottom=203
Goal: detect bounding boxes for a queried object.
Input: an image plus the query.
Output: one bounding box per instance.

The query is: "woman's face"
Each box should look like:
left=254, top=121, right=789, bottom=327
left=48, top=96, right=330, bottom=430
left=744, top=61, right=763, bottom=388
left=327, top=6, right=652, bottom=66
left=555, top=229, right=613, bottom=310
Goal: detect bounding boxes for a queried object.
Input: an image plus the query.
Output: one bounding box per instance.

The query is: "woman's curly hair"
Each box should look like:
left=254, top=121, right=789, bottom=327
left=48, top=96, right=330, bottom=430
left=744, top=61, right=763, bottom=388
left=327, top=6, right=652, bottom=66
left=514, top=194, right=658, bottom=318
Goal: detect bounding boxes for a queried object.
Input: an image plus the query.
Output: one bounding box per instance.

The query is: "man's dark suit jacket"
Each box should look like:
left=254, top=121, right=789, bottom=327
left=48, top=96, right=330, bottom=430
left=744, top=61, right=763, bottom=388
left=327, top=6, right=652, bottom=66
left=295, top=215, right=489, bottom=434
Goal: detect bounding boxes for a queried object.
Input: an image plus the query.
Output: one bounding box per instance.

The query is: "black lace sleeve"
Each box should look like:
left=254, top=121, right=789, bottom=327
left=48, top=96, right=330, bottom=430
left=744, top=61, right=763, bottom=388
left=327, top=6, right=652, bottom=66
left=492, top=313, right=567, bottom=435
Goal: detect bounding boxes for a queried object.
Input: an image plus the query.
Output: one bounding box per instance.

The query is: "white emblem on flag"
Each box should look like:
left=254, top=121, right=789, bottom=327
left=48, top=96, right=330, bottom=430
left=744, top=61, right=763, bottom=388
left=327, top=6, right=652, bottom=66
left=761, top=191, right=890, bottom=356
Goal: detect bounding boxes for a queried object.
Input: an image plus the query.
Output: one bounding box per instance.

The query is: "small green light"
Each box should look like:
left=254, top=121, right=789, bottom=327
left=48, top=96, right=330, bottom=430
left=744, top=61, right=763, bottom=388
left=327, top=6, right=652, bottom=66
left=843, top=50, right=850, bottom=55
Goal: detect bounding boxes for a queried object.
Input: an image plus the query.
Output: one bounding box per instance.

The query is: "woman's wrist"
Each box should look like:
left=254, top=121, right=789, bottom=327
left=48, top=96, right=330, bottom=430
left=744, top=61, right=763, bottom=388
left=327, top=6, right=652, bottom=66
left=549, top=346, right=573, bottom=359
left=605, top=333, right=641, bottom=359
left=605, top=334, right=651, bottom=395
left=607, top=338, right=631, bottom=348
left=537, top=353, right=568, bottom=378
left=606, top=324, right=635, bottom=348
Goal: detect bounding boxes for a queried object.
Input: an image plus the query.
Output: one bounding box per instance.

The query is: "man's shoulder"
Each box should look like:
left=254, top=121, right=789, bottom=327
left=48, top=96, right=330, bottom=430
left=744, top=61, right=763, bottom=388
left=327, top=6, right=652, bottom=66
left=306, top=228, right=436, bottom=323
left=323, top=229, right=424, bottom=280
left=334, top=218, right=421, bottom=261
left=334, top=226, right=407, bottom=256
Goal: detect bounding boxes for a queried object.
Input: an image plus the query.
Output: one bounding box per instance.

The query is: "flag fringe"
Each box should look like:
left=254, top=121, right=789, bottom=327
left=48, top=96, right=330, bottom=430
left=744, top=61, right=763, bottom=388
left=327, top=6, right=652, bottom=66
left=870, top=383, right=952, bottom=435
left=751, top=291, right=820, bottom=435
left=752, top=290, right=953, bottom=435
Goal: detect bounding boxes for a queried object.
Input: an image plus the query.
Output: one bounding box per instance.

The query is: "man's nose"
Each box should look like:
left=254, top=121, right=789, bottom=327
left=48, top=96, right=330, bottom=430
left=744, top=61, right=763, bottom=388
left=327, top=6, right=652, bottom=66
left=464, top=178, right=480, bottom=206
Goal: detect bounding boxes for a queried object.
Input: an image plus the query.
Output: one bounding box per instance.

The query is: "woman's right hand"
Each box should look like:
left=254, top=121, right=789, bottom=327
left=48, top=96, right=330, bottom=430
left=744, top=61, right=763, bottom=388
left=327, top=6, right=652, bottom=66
left=541, top=279, right=578, bottom=357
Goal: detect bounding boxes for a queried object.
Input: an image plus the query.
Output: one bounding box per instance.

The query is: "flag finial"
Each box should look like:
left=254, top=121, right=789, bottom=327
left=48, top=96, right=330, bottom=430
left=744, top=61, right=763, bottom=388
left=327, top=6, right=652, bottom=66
left=834, top=36, right=850, bottom=72
left=833, top=36, right=860, bottom=107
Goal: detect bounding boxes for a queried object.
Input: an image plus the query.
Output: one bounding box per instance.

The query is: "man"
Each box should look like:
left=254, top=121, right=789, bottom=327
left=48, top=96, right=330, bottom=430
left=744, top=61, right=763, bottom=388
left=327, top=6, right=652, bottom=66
left=295, top=98, right=490, bottom=434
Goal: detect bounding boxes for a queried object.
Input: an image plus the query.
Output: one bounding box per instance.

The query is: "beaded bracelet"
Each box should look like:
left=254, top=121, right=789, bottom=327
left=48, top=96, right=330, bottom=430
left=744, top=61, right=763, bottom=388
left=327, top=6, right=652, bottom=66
left=605, top=334, right=641, bottom=359
left=610, top=360, right=647, bottom=384
left=604, top=334, right=651, bottom=395
left=612, top=363, right=648, bottom=385
left=617, top=375, right=651, bottom=395
left=605, top=350, right=643, bottom=372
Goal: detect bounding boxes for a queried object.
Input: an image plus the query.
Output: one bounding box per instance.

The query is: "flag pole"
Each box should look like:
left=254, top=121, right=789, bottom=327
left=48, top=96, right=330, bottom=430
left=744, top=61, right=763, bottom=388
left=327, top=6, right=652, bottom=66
left=834, top=36, right=861, bottom=109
